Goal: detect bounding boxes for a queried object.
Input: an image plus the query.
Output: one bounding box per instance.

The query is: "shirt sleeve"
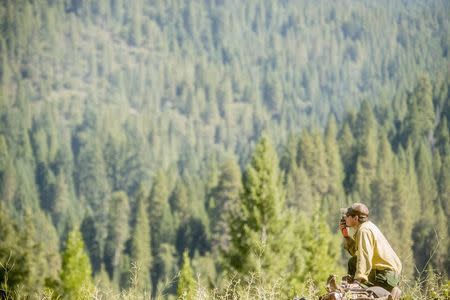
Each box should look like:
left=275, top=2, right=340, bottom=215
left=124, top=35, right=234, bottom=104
left=355, top=229, right=374, bottom=282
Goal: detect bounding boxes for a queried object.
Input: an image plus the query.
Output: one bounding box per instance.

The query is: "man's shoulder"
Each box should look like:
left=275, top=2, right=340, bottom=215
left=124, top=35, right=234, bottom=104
left=358, top=221, right=379, bottom=233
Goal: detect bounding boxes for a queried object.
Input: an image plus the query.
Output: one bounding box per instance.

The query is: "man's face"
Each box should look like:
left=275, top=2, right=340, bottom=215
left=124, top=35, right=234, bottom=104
left=345, top=214, right=359, bottom=228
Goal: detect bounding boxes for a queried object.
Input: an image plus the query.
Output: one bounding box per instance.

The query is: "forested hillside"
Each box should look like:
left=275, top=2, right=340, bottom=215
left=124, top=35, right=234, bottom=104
left=0, top=0, right=449, bottom=299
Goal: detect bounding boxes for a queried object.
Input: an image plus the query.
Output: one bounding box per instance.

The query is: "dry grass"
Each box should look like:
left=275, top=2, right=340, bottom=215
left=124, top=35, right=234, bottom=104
left=1, top=262, right=448, bottom=299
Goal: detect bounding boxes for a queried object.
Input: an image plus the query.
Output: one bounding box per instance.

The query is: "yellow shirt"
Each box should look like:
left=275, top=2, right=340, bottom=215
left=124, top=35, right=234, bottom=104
left=344, top=221, right=402, bottom=282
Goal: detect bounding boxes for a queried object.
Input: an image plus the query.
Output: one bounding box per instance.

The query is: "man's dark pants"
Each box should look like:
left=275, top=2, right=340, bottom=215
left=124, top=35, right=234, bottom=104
left=348, top=256, right=400, bottom=292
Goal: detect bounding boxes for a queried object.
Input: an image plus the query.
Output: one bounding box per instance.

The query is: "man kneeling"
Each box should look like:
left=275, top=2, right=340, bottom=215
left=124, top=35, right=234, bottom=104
left=339, top=203, right=402, bottom=293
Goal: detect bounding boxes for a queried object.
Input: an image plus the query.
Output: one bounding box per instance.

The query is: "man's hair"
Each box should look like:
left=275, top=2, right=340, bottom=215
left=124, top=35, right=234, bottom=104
left=357, top=215, right=368, bottom=223
left=347, top=212, right=368, bottom=223
left=344, top=203, right=369, bottom=223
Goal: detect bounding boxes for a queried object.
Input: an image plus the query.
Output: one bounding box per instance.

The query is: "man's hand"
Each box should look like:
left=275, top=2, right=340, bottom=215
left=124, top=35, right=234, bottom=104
left=339, top=218, right=349, bottom=238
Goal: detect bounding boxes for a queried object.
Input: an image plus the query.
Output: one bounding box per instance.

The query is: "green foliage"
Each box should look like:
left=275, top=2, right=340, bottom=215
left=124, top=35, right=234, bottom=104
left=177, top=250, right=195, bottom=300
left=0, top=211, right=32, bottom=295
left=60, top=228, right=94, bottom=300
left=353, top=102, right=378, bottom=206
left=404, top=76, right=436, bottom=144
left=129, top=192, right=152, bottom=293
left=224, top=136, right=291, bottom=284
left=295, top=213, right=343, bottom=286
left=0, top=0, right=449, bottom=297
left=104, top=191, right=130, bottom=285
left=208, top=158, right=242, bottom=253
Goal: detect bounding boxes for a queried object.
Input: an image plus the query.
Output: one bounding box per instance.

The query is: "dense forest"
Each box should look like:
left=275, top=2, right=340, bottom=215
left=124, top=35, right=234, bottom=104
left=0, top=0, right=449, bottom=299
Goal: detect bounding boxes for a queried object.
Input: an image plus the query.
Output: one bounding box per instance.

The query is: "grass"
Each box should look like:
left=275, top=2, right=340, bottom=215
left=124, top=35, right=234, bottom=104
left=1, top=263, right=449, bottom=299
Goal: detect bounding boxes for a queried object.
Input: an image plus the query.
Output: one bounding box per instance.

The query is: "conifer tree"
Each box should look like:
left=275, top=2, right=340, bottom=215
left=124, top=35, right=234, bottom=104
left=325, top=116, right=344, bottom=198
left=177, top=250, right=196, bottom=300
left=225, top=136, right=289, bottom=282
left=128, top=1, right=142, bottom=46
left=391, top=148, right=415, bottom=279
left=153, top=243, right=177, bottom=296
left=104, top=191, right=130, bottom=284
left=209, top=158, right=242, bottom=253
left=297, top=130, right=329, bottom=197
left=352, top=103, right=378, bottom=205
left=372, top=132, right=396, bottom=237
left=435, top=118, right=450, bottom=156
left=149, top=170, right=170, bottom=253
left=129, top=193, right=152, bottom=293
left=80, top=215, right=102, bottom=277
left=285, top=164, right=315, bottom=213
left=404, top=144, right=421, bottom=216
left=415, top=141, right=438, bottom=217
left=310, top=130, right=329, bottom=196
left=324, top=116, right=345, bottom=224
left=262, top=73, right=282, bottom=113
left=52, top=172, right=71, bottom=233
left=0, top=209, right=32, bottom=295
left=431, top=204, right=448, bottom=275
left=20, top=211, right=61, bottom=293
left=438, top=154, right=450, bottom=219
left=60, top=228, right=94, bottom=300
left=300, top=214, right=342, bottom=284
left=75, top=134, right=111, bottom=272
left=169, top=179, right=190, bottom=224
left=339, top=122, right=357, bottom=192
left=404, top=76, right=435, bottom=144
left=433, top=153, right=450, bottom=275
left=1, top=160, right=17, bottom=208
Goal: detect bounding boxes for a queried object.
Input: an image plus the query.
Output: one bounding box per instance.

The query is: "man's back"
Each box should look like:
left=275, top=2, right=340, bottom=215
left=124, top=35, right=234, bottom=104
left=354, top=221, right=402, bottom=281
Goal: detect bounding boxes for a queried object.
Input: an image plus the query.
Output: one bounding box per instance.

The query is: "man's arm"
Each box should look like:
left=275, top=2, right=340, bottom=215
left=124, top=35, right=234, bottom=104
left=340, top=220, right=357, bottom=255
left=343, top=237, right=356, bottom=256
left=354, top=229, right=374, bottom=283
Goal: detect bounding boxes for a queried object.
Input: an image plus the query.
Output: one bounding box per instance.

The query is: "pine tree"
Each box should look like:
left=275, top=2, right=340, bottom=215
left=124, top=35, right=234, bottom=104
left=391, top=148, right=416, bottom=279
left=169, top=179, right=190, bottom=224
left=415, top=141, right=438, bottom=217
left=52, top=172, right=71, bottom=233
left=339, top=122, right=357, bottom=192
left=404, top=75, right=435, bottom=145
left=438, top=154, right=450, bottom=219
left=177, top=250, right=196, bottom=300
left=75, top=132, right=111, bottom=272
left=324, top=116, right=345, bottom=224
left=224, top=136, right=289, bottom=282
left=262, top=73, right=282, bottom=113
left=60, top=228, right=94, bottom=300
left=300, top=214, right=342, bottom=284
left=435, top=118, right=450, bottom=156
left=285, top=164, right=315, bottom=213
left=0, top=209, right=32, bottom=296
left=431, top=204, right=448, bottom=275
left=311, top=130, right=329, bottom=196
left=209, top=158, right=242, bottom=253
left=371, top=131, right=396, bottom=237
left=21, top=211, right=61, bottom=293
left=0, top=38, right=10, bottom=86
left=297, top=130, right=329, bottom=198
left=128, top=0, right=142, bottom=46
left=129, top=193, right=152, bottom=293
left=153, top=243, right=177, bottom=296
left=104, top=191, right=130, bottom=284
left=433, top=153, right=450, bottom=275
left=325, top=115, right=344, bottom=198
left=149, top=170, right=170, bottom=254
left=351, top=102, right=378, bottom=206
